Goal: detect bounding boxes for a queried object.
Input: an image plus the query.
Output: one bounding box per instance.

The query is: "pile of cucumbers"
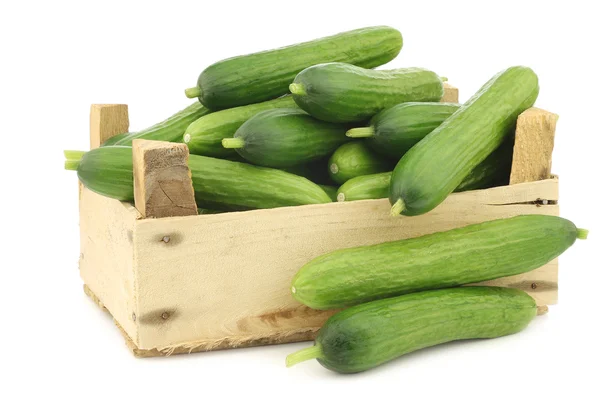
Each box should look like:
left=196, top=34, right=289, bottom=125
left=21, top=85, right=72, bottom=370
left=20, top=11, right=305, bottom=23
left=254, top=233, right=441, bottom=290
left=63, top=26, right=589, bottom=373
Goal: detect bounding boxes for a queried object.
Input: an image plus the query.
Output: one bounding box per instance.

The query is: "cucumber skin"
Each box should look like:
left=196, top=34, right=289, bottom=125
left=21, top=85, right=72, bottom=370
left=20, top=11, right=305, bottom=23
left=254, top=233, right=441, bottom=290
left=318, top=185, right=339, bottom=202
left=194, top=26, right=403, bottom=110
left=76, top=146, right=331, bottom=211
left=185, top=96, right=298, bottom=158
left=328, top=142, right=392, bottom=185
left=390, top=66, right=539, bottom=216
left=291, top=63, right=444, bottom=123
left=291, top=215, right=579, bottom=310
left=110, top=102, right=210, bottom=146
left=337, top=140, right=513, bottom=201
left=231, top=108, right=349, bottom=168
left=365, top=102, right=460, bottom=159
left=101, top=132, right=129, bottom=147
left=283, top=158, right=335, bottom=185
left=316, top=287, right=536, bottom=373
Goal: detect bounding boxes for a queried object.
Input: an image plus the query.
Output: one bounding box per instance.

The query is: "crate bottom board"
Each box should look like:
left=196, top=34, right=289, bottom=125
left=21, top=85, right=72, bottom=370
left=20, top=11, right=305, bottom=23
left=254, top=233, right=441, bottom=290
left=83, top=284, right=320, bottom=357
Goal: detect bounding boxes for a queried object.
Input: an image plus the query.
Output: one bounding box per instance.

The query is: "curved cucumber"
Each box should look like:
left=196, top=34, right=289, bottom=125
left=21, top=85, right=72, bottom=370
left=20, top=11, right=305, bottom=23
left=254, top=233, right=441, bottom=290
left=184, top=96, right=298, bottom=157
left=286, top=287, right=538, bottom=373
left=290, top=63, right=444, bottom=123
left=186, top=26, right=403, bottom=110
left=222, top=108, right=348, bottom=168
left=390, top=66, right=539, bottom=216
left=328, top=142, right=392, bottom=184
left=101, top=132, right=129, bottom=147
left=111, top=102, right=210, bottom=146
left=336, top=140, right=514, bottom=202
left=347, top=102, right=460, bottom=159
left=64, top=146, right=332, bottom=210
left=291, top=215, right=587, bottom=310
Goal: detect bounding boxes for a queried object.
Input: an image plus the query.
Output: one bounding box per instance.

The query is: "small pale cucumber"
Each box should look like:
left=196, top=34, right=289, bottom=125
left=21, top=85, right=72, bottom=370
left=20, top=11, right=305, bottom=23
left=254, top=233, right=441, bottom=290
left=390, top=66, right=539, bottom=216
left=222, top=108, right=349, bottom=168
left=347, top=102, right=460, bottom=159
left=291, top=215, right=587, bottom=310
left=184, top=96, right=298, bottom=157
left=290, top=63, right=444, bottom=123
left=109, top=102, right=210, bottom=147
left=64, top=146, right=332, bottom=210
left=336, top=140, right=514, bottom=202
left=328, top=142, right=392, bottom=184
left=286, top=287, right=538, bottom=373
left=186, top=26, right=403, bottom=110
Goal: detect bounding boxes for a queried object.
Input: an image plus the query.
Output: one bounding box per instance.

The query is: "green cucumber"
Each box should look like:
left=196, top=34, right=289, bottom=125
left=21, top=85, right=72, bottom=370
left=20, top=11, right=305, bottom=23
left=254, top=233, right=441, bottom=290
left=184, top=96, right=298, bottom=157
left=290, top=63, right=444, bottom=123
left=328, top=142, right=392, bottom=184
left=185, top=26, right=403, bottom=110
left=286, top=287, right=538, bottom=373
left=291, top=215, right=587, bottom=310
left=110, top=102, right=210, bottom=146
left=64, top=146, right=332, bottom=210
left=336, top=140, right=514, bottom=202
left=318, top=185, right=339, bottom=202
left=390, top=66, right=539, bottom=216
left=221, top=108, right=348, bottom=168
left=101, top=132, right=129, bottom=147
left=283, top=158, right=335, bottom=186
left=347, top=102, right=460, bottom=159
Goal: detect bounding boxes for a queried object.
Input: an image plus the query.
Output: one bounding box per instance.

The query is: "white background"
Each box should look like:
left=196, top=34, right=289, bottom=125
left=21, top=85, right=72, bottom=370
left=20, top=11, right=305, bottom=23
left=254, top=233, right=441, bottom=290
left=1, top=1, right=599, bottom=399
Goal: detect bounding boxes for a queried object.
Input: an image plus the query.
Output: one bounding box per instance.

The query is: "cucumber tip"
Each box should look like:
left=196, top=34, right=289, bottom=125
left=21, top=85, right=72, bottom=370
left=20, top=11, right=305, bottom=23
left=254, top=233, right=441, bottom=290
left=390, top=198, right=405, bottom=216
left=577, top=228, right=589, bottom=240
left=337, top=193, right=345, bottom=202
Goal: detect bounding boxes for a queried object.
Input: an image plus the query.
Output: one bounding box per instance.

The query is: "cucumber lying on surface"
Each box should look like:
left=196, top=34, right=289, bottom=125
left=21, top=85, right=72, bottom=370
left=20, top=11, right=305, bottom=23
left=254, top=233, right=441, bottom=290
left=328, top=142, right=392, bottom=184
left=184, top=96, right=298, bottom=158
left=64, top=146, right=332, bottom=211
left=222, top=108, right=348, bottom=168
left=186, top=26, right=403, bottom=110
left=287, top=287, right=539, bottom=373
left=291, top=215, right=587, bottom=310
left=290, top=63, right=444, bottom=123
left=346, top=102, right=460, bottom=159
left=390, top=66, right=539, bottom=216
left=107, top=102, right=210, bottom=147
left=336, top=139, right=514, bottom=202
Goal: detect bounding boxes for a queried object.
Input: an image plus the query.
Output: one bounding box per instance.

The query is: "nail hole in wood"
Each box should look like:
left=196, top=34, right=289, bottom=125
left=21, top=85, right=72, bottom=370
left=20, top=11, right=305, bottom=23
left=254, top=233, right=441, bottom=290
left=161, top=312, right=170, bottom=320
left=531, top=282, right=537, bottom=290
left=132, top=312, right=137, bottom=322
left=162, top=236, right=170, bottom=243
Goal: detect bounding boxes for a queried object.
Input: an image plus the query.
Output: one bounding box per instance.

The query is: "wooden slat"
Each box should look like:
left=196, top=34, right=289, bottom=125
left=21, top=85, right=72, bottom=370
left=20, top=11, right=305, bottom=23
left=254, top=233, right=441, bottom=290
left=89, top=104, right=129, bottom=149
left=441, top=82, right=459, bottom=103
left=132, top=139, right=197, bottom=219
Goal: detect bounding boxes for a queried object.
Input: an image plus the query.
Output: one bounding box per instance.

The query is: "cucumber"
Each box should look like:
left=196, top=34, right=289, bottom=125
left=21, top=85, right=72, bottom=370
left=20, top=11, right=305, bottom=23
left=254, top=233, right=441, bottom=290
left=291, top=215, right=587, bottom=310
left=318, top=185, right=339, bottom=202
left=185, top=26, right=403, bottom=110
left=101, top=132, right=129, bottom=147
left=64, top=146, right=332, bottom=210
left=390, top=66, right=539, bottom=216
left=336, top=140, right=514, bottom=202
left=109, top=102, right=210, bottom=146
left=346, top=102, right=460, bottom=159
left=286, top=287, right=538, bottom=373
left=221, top=108, right=348, bottom=168
left=290, top=63, right=444, bottom=123
left=328, top=142, right=392, bottom=184
left=184, top=96, right=298, bottom=157
left=283, top=158, right=335, bottom=186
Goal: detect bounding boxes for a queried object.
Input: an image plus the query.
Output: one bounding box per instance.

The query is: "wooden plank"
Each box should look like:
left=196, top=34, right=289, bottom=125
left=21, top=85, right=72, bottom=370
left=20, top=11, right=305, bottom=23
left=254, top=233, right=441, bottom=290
left=510, top=107, right=558, bottom=184
left=441, top=82, right=459, bottom=103
left=79, top=188, right=140, bottom=344
left=89, top=104, right=129, bottom=149
left=131, top=178, right=558, bottom=351
left=132, top=140, right=197, bottom=219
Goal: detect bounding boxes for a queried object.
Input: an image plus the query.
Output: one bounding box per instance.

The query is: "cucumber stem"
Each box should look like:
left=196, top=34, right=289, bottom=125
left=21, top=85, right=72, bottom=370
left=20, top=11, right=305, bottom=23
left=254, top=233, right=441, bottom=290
left=440, top=76, right=448, bottom=82
left=329, top=163, right=339, bottom=174
left=289, top=83, right=307, bottom=96
left=346, top=126, right=375, bottom=138
left=64, top=150, right=86, bottom=160
left=390, top=198, right=405, bottom=216
left=577, top=228, right=589, bottom=240
left=185, top=87, right=201, bottom=99
left=286, top=343, right=323, bottom=367
left=64, top=159, right=80, bottom=171
left=337, top=193, right=346, bottom=202
left=183, top=133, right=191, bottom=143
left=221, top=138, right=245, bottom=149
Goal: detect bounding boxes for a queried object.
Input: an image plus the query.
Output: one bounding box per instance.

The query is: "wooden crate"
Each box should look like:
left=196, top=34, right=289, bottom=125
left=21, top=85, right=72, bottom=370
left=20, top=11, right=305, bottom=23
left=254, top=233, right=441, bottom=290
left=78, top=85, right=559, bottom=357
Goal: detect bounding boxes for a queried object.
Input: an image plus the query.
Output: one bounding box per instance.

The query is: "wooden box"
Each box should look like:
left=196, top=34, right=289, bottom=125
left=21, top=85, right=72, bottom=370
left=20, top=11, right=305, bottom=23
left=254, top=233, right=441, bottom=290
left=78, top=86, right=559, bottom=357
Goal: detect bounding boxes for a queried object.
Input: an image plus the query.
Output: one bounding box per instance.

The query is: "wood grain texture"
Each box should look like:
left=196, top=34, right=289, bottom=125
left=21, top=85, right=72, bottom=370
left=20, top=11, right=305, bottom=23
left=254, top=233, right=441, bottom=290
left=441, top=82, right=459, bottom=103
left=130, top=178, right=558, bottom=351
left=132, top=139, right=197, bottom=219
left=89, top=104, right=129, bottom=149
left=510, top=107, right=558, bottom=184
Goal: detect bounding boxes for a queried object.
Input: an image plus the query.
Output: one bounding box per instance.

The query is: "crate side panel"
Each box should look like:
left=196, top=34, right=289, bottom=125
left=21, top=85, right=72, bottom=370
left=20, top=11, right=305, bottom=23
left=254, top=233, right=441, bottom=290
left=132, top=179, right=558, bottom=350
left=79, top=187, right=140, bottom=342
